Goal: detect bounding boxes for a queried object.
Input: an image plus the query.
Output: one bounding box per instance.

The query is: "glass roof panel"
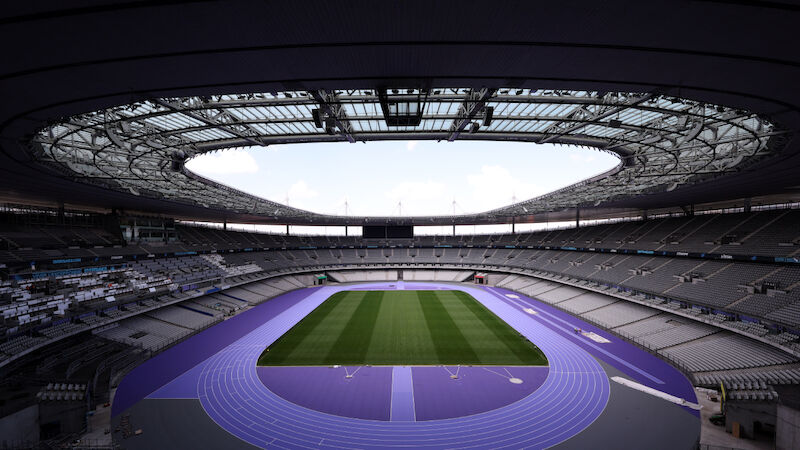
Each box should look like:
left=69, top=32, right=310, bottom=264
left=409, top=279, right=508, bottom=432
left=31, top=88, right=778, bottom=221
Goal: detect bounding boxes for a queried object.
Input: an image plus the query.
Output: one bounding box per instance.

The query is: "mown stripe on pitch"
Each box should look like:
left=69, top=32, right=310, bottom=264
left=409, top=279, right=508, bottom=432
left=452, top=290, right=547, bottom=365
left=322, top=290, right=384, bottom=364
left=257, top=290, right=352, bottom=365
left=417, top=290, right=480, bottom=364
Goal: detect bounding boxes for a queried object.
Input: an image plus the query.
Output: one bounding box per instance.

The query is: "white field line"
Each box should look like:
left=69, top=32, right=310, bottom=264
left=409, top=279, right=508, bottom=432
left=611, top=376, right=701, bottom=410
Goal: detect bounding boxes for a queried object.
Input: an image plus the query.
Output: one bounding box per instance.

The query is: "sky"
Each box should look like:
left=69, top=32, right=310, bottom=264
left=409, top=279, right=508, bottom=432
left=185, top=140, right=618, bottom=218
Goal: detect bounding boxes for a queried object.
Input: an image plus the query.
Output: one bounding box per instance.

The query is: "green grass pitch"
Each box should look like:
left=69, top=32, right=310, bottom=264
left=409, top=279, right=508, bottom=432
left=257, top=290, right=547, bottom=366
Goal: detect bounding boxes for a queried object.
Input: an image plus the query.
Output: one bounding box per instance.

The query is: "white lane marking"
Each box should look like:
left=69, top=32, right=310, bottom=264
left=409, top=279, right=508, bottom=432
left=611, top=376, right=701, bottom=410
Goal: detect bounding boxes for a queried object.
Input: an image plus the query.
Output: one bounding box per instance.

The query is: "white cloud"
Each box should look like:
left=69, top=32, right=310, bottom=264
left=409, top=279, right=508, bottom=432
left=466, top=165, right=543, bottom=211
left=568, top=152, right=597, bottom=164
left=185, top=150, right=259, bottom=175
left=287, top=180, right=318, bottom=201
left=260, top=180, right=320, bottom=210
left=385, top=180, right=450, bottom=215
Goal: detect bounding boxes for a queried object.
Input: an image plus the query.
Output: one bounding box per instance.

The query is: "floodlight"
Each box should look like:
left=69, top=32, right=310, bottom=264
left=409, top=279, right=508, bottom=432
left=311, top=109, right=324, bottom=128
left=483, top=107, right=494, bottom=126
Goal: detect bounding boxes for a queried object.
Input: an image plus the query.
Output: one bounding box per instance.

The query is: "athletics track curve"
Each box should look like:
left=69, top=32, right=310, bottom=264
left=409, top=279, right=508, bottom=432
left=193, top=283, right=610, bottom=449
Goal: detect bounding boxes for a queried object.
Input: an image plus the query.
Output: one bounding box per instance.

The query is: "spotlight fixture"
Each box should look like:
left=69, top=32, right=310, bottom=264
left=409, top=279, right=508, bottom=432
left=311, top=109, right=324, bottom=129
left=483, top=107, right=494, bottom=126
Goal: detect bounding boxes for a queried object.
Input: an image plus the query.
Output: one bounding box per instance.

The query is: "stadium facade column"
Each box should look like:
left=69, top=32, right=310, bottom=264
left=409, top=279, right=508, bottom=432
left=744, top=198, right=752, bottom=213
left=223, top=219, right=227, bottom=231
left=575, top=207, right=580, bottom=229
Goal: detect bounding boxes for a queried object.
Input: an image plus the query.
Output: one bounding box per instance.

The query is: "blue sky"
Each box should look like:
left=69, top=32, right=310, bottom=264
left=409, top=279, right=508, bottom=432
left=186, top=140, right=618, bottom=217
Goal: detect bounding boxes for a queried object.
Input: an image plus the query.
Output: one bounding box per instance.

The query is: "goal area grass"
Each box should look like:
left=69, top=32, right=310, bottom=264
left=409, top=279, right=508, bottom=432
left=257, top=290, right=547, bottom=366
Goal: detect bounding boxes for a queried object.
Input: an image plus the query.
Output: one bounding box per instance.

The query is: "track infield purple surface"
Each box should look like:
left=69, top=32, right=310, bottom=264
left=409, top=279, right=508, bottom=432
left=412, top=365, right=549, bottom=421
left=256, top=366, right=393, bottom=421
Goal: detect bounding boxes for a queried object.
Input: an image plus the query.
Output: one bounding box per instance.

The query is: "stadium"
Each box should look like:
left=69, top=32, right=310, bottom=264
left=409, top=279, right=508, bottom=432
left=0, top=1, right=799, bottom=449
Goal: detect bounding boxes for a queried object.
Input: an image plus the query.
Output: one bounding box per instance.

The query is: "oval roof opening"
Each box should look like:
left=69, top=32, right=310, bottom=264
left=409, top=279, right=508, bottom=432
left=185, top=140, right=619, bottom=216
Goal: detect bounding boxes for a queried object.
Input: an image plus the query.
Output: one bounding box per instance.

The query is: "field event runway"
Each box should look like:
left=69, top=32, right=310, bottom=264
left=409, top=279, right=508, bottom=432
left=113, top=281, right=699, bottom=449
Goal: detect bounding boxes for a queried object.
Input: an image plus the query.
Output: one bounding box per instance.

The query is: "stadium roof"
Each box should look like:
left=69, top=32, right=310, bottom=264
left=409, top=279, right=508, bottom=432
left=1, top=1, right=799, bottom=225
left=32, top=89, right=781, bottom=224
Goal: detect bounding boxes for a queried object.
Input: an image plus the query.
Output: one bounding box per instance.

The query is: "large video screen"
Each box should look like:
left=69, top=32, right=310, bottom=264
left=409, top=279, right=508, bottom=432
left=362, top=225, right=413, bottom=239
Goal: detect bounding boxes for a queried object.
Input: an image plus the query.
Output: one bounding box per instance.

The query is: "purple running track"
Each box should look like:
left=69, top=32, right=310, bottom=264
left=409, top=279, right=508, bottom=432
left=112, top=286, right=321, bottom=416
left=485, top=285, right=698, bottom=415
left=390, top=366, right=415, bottom=421
left=193, top=284, right=609, bottom=448
left=114, top=281, right=696, bottom=448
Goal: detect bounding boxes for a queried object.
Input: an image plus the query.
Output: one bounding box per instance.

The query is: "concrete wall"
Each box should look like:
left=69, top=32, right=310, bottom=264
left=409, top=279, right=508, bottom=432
left=0, top=404, right=39, bottom=447
left=292, top=274, right=315, bottom=286
left=486, top=274, right=507, bottom=285
left=777, top=404, right=800, bottom=450
left=725, top=401, right=775, bottom=439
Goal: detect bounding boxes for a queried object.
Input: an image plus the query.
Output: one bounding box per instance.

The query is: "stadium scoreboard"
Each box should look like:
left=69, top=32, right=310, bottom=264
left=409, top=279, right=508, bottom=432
left=362, top=225, right=414, bottom=239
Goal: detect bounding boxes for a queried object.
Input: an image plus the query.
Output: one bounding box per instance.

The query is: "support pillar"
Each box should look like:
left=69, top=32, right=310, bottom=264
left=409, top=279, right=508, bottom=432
left=744, top=198, right=752, bottom=214
left=575, top=207, right=580, bottom=229
left=223, top=219, right=227, bottom=231
left=512, top=217, right=516, bottom=234
left=286, top=224, right=290, bottom=236
left=453, top=223, right=456, bottom=236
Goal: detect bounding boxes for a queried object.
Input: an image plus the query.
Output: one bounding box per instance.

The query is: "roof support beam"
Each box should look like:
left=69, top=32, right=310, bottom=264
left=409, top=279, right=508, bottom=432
left=34, top=89, right=778, bottom=225
left=448, top=88, right=496, bottom=142
left=151, top=98, right=266, bottom=148
left=538, top=93, right=653, bottom=144
left=310, top=90, right=356, bottom=143
left=211, top=108, right=269, bottom=143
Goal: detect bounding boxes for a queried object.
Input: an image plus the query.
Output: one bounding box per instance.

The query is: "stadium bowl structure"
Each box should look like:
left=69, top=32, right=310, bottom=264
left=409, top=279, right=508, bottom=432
left=1, top=2, right=800, bottom=449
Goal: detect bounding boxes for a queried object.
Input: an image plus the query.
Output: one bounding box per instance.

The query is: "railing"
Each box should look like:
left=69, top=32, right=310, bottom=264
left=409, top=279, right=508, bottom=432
left=698, top=444, right=751, bottom=450
left=3, top=435, right=120, bottom=450
left=40, top=434, right=120, bottom=450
